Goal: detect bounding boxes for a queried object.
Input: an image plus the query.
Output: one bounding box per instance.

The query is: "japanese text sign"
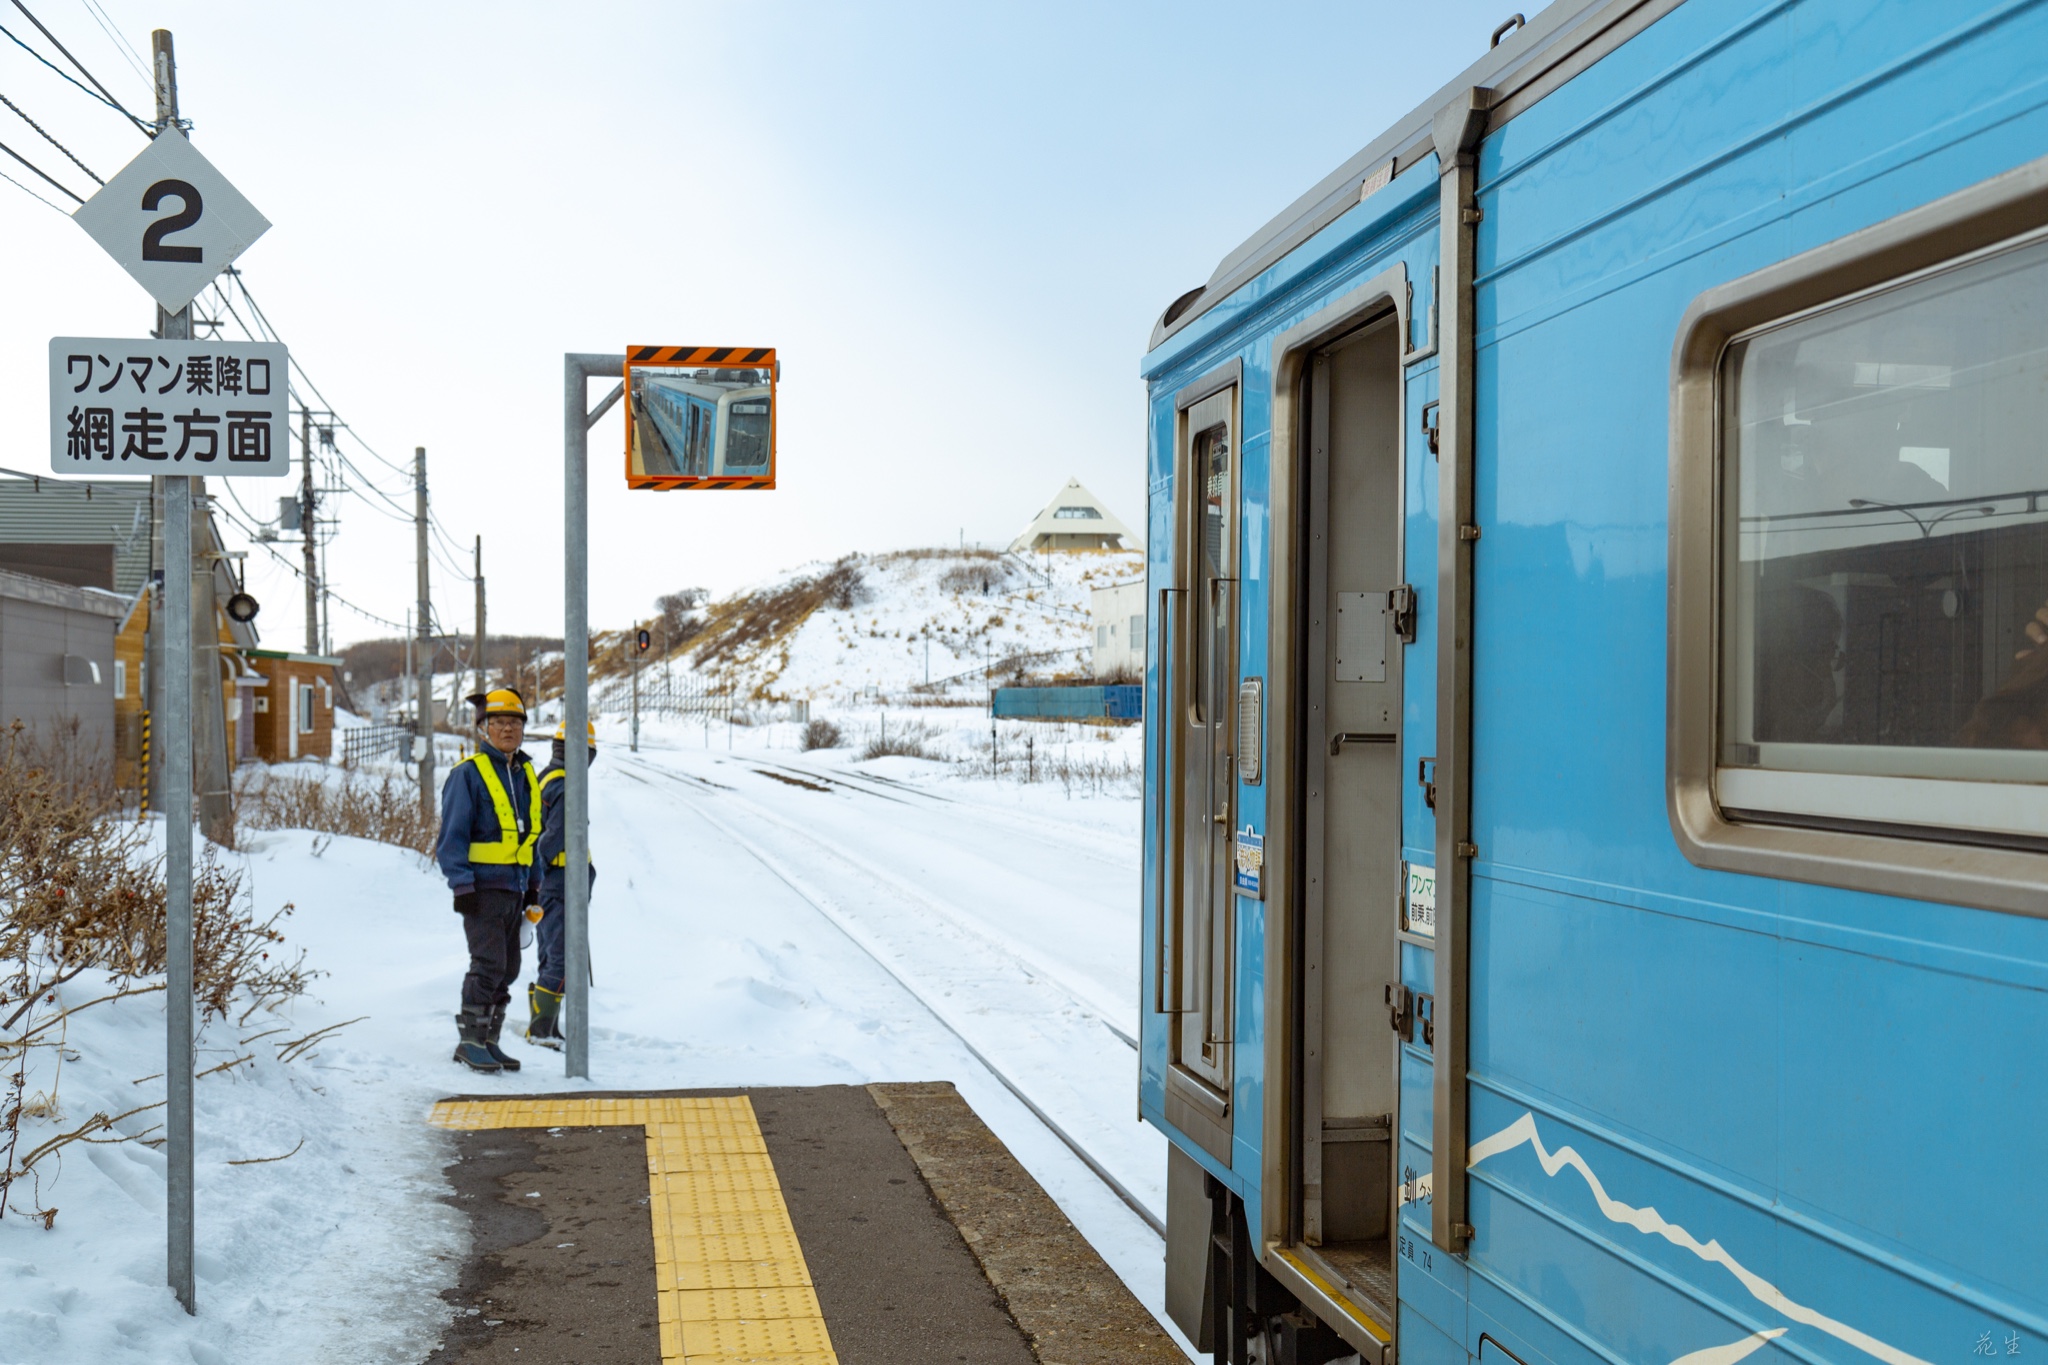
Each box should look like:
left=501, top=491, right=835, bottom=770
left=72, top=129, right=271, bottom=314
left=48, top=338, right=291, bottom=476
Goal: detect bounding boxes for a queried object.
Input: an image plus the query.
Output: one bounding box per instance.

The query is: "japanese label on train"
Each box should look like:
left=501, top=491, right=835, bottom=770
left=48, top=338, right=291, bottom=476
left=1234, top=825, right=1264, bottom=900
left=1404, top=863, right=1437, bottom=938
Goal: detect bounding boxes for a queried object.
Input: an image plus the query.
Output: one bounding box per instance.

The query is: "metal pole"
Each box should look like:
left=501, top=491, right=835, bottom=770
left=631, top=635, right=640, bottom=753
left=473, top=535, right=486, bottom=695
left=563, top=354, right=621, bottom=1079
left=414, top=448, right=434, bottom=818
left=151, top=25, right=195, bottom=1317
left=301, top=408, right=317, bottom=655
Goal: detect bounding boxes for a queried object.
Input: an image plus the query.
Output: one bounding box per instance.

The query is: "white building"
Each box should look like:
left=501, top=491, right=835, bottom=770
left=1091, top=578, right=1145, bottom=679
left=1009, top=478, right=1138, bottom=553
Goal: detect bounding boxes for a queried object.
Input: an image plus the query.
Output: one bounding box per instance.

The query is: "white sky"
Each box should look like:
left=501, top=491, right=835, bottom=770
left=1, top=0, right=1520, bottom=647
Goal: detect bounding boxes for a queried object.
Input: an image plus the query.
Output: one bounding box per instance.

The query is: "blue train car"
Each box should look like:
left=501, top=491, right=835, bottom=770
left=641, top=370, right=774, bottom=477
left=1138, top=3, right=2048, bottom=1362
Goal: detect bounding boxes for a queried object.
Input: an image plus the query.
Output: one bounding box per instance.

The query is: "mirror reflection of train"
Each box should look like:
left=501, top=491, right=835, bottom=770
left=637, top=367, right=772, bottom=477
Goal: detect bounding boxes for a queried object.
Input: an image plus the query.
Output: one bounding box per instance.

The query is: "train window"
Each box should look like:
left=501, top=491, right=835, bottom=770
left=1717, top=232, right=2048, bottom=843
left=725, top=400, right=770, bottom=469
left=1193, top=424, right=1233, bottom=724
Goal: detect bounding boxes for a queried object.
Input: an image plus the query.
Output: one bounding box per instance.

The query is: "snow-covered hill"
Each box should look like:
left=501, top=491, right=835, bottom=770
left=607, top=547, right=1143, bottom=707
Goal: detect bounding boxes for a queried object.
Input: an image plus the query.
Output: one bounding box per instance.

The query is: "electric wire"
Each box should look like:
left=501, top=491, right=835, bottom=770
left=0, top=87, right=100, bottom=181
left=73, top=0, right=148, bottom=91
left=212, top=496, right=407, bottom=632
left=2, top=4, right=148, bottom=131
left=0, top=130, right=78, bottom=199
left=0, top=158, right=64, bottom=210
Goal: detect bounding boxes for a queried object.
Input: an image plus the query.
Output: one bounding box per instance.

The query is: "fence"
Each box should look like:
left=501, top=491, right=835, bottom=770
left=339, top=723, right=414, bottom=768
left=595, top=669, right=735, bottom=721
left=991, top=685, right=1142, bottom=722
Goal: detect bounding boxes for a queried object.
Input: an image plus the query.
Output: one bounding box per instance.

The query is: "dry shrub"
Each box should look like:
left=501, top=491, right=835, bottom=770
left=801, top=718, right=844, bottom=751
left=938, top=558, right=1015, bottom=595
left=691, top=556, right=869, bottom=677
left=1, top=721, right=313, bottom=1224
left=861, top=717, right=942, bottom=761
left=236, top=767, right=435, bottom=854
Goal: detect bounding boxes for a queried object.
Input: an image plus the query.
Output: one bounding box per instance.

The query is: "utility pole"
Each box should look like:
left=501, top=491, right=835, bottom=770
left=473, top=535, right=486, bottom=694
left=299, top=407, right=317, bottom=654
left=149, top=27, right=196, bottom=1318
left=414, top=447, right=434, bottom=817
left=631, top=629, right=641, bottom=753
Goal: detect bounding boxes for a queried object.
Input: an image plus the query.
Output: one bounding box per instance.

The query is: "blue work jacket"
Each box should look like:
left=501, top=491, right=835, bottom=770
left=535, top=759, right=598, bottom=903
left=435, top=742, right=544, bottom=897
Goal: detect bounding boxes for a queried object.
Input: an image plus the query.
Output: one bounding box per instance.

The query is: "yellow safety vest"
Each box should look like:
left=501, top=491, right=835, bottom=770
left=466, top=751, right=541, bottom=866
left=537, top=767, right=588, bottom=868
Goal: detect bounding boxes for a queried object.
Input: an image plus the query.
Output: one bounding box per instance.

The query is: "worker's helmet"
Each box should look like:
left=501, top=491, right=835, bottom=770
left=467, top=688, right=528, bottom=724
left=553, top=719, right=598, bottom=745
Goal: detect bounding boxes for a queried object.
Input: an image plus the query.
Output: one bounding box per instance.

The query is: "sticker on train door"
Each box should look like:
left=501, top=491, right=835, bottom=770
left=1234, top=825, right=1264, bottom=899
left=1404, top=862, right=1436, bottom=938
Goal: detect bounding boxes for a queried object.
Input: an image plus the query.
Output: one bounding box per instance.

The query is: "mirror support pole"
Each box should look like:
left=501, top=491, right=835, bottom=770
left=563, top=352, right=625, bottom=1080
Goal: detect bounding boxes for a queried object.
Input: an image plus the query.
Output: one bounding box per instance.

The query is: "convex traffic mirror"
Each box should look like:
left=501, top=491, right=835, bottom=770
left=624, top=346, right=777, bottom=490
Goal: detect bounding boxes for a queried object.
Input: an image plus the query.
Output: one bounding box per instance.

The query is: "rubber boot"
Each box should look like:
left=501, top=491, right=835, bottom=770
left=452, top=1010, right=503, bottom=1073
left=482, top=1005, right=521, bottom=1072
left=526, top=983, right=564, bottom=1051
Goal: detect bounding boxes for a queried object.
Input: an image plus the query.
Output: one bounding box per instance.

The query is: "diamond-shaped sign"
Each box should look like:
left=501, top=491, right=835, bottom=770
left=72, top=128, right=270, bottom=314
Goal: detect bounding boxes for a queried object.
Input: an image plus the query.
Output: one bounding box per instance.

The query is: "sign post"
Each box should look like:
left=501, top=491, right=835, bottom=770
left=561, top=354, right=625, bottom=1081
left=54, top=30, right=279, bottom=1315
left=632, top=628, right=650, bottom=753
left=559, top=346, right=776, bottom=1079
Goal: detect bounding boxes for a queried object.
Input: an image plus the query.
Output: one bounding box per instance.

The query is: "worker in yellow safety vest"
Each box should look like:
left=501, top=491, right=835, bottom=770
left=525, top=718, right=597, bottom=1050
left=436, top=687, right=544, bottom=1073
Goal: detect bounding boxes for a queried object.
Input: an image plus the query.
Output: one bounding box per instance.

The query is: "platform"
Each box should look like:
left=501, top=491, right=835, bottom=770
left=422, top=1082, right=1182, bottom=1364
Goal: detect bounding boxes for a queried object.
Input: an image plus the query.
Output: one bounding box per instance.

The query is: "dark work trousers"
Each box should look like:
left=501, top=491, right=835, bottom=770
left=460, top=887, right=525, bottom=1013
left=536, top=891, right=566, bottom=995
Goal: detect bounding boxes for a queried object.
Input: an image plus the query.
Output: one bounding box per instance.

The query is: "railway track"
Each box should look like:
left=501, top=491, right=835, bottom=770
left=614, top=755, right=1164, bottom=1239
left=620, top=753, right=1139, bottom=1049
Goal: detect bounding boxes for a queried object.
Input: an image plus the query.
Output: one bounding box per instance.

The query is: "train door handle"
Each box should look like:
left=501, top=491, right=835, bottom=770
left=1330, top=732, right=1391, bottom=756
left=1385, top=983, right=1413, bottom=1041
left=1417, top=756, right=1437, bottom=810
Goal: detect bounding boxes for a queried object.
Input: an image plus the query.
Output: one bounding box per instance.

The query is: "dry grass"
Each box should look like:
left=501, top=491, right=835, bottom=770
left=687, top=557, right=868, bottom=693
left=235, top=767, right=437, bottom=855
left=861, top=716, right=943, bottom=761
left=801, top=718, right=844, bottom=751
left=1, top=721, right=313, bottom=1225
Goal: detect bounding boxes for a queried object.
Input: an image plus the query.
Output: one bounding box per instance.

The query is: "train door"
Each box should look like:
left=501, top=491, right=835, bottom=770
left=1297, top=313, right=1404, bottom=1330
left=1166, top=383, right=1238, bottom=1162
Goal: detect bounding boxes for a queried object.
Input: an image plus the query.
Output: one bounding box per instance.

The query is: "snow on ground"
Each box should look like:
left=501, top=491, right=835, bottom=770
left=1, top=708, right=1189, bottom=1363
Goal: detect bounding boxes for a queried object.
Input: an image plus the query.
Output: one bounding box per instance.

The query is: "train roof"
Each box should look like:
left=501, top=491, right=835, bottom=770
left=1146, top=0, right=1682, bottom=354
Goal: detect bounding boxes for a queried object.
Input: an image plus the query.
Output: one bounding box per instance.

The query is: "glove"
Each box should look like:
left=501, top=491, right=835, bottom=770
left=453, top=891, right=478, bottom=916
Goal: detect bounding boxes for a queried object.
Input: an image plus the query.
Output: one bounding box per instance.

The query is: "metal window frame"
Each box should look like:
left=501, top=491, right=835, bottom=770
left=1669, top=151, right=2048, bottom=920
left=1163, top=358, right=1243, bottom=1162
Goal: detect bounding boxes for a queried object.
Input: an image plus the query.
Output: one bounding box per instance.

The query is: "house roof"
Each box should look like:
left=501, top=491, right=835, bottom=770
left=1008, top=478, right=1139, bottom=552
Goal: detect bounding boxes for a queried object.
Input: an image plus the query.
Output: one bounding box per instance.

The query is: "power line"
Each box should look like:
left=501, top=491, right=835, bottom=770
left=74, top=0, right=149, bottom=91
left=8, top=1, right=148, bottom=130
left=0, top=131, right=79, bottom=201
left=0, top=87, right=101, bottom=182
left=212, top=496, right=408, bottom=633
left=0, top=160, right=65, bottom=211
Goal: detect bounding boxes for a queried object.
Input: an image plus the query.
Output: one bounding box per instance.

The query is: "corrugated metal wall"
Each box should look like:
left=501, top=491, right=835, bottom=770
left=0, top=479, right=152, bottom=595
left=0, top=582, right=118, bottom=759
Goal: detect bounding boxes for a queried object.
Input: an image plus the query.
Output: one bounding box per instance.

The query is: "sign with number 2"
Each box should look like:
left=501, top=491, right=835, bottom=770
left=72, top=128, right=270, bottom=314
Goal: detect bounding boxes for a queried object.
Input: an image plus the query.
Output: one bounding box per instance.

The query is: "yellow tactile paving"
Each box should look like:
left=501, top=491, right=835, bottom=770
left=429, top=1096, right=837, bottom=1364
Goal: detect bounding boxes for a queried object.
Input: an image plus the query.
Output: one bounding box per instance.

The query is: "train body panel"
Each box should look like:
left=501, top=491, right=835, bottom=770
left=1140, top=2, right=2048, bottom=1362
